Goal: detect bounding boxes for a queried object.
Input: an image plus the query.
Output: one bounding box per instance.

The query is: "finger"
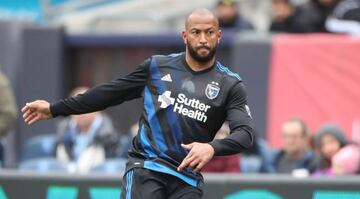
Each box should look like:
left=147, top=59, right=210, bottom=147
left=21, top=105, right=30, bottom=113
left=178, top=158, right=190, bottom=171
left=178, top=157, right=190, bottom=171
left=22, top=109, right=34, bottom=119
left=181, top=143, right=194, bottom=150
left=178, top=154, right=196, bottom=171
left=24, top=112, right=38, bottom=124
left=194, top=162, right=206, bottom=172
left=188, top=159, right=200, bottom=170
left=28, top=114, right=40, bottom=125
left=25, top=112, right=39, bottom=122
left=177, top=161, right=187, bottom=171
left=26, top=102, right=39, bottom=110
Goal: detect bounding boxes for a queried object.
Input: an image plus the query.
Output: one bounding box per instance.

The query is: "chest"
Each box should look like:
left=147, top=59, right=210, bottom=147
left=148, top=65, right=228, bottom=123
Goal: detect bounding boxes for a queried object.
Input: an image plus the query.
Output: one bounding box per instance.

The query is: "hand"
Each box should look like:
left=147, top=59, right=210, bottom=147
left=21, top=100, right=53, bottom=125
left=177, top=142, right=215, bottom=172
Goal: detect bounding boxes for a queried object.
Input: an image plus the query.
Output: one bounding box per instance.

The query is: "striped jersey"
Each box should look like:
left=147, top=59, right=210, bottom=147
left=51, top=52, right=253, bottom=188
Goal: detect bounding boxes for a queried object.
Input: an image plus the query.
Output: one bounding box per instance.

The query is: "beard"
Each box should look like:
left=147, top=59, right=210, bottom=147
left=187, top=42, right=217, bottom=63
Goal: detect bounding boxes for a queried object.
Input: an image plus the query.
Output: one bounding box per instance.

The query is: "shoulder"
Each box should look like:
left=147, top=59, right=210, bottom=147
left=213, top=61, right=249, bottom=96
left=215, top=61, right=242, bottom=82
left=215, top=62, right=244, bottom=95
left=151, top=52, right=184, bottom=64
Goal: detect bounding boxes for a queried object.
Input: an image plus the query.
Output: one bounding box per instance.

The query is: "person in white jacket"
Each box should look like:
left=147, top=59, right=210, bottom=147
left=55, top=87, right=119, bottom=173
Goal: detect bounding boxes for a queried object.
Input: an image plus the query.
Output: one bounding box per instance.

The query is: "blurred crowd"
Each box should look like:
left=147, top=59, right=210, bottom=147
left=203, top=119, right=360, bottom=177
left=0, top=0, right=359, bottom=175
left=1, top=76, right=359, bottom=176
left=213, top=0, right=360, bottom=34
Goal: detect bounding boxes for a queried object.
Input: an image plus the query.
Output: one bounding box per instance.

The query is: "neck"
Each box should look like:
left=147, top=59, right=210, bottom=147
left=185, top=50, right=215, bottom=71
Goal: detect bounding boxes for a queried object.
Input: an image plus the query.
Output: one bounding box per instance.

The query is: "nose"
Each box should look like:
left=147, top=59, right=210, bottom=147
left=199, top=33, right=207, bottom=44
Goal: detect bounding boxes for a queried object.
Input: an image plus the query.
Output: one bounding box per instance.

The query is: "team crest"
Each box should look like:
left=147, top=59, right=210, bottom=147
left=205, top=82, right=220, bottom=100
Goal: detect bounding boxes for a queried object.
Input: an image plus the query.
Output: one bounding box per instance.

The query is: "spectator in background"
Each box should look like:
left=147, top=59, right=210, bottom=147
left=312, top=123, right=348, bottom=176
left=325, top=0, right=360, bottom=35
left=0, top=71, right=17, bottom=137
left=268, top=118, right=315, bottom=174
left=55, top=87, right=119, bottom=173
left=331, top=144, right=360, bottom=175
left=214, top=0, right=254, bottom=31
left=240, top=131, right=273, bottom=173
left=295, top=0, right=340, bottom=32
left=0, top=70, right=17, bottom=167
left=270, top=0, right=301, bottom=32
left=202, top=123, right=240, bottom=173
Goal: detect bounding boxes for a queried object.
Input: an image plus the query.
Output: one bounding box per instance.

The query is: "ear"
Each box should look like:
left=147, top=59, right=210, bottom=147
left=217, top=30, right=222, bottom=44
left=182, top=31, right=187, bottom=45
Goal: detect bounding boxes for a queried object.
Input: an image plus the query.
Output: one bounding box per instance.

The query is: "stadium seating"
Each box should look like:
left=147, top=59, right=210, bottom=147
left=18, top=157, right=67, bottom=172
left=21, top=134, right=56, bottom=161
left=90, top=158, right=127, bottom=174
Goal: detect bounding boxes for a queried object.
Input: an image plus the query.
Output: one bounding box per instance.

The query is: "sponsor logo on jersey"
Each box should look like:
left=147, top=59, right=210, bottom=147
left=161, top=74, right=172, bottom=82
left=158, top=91, right=211, bottom=122
left=205, top=82, right=220, bottom=100
left=158, top=91, right=175, bottom=108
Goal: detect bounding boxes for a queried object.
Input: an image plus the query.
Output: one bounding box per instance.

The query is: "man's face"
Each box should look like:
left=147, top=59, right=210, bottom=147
left=282, top=121, right=306, bottom=155
left=183, top=14, right=221, bottom=63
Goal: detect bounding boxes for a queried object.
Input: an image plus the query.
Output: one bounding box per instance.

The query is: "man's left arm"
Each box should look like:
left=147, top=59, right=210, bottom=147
left=178, top=82, right=254, bottom=171
left=209, top=81, right=254, bottom=156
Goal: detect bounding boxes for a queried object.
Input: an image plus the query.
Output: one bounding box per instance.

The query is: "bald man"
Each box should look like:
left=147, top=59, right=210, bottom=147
left=22, top=9, right=253, bottom=198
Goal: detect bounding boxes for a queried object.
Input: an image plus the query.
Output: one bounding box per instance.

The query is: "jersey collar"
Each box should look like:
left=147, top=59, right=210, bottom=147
left=181, top=53, right=216, bottom=75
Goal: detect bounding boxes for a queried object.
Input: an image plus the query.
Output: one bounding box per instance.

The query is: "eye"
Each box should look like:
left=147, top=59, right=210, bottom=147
left=191, top=30, right=200, bottom=35
left=207, top=30, right=215, bottom=35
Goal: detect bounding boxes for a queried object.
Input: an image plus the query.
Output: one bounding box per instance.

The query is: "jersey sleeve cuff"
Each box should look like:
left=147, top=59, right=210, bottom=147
left=49, top=102, right=61, bottom=118
left=209, top=140, right=223, bottom=156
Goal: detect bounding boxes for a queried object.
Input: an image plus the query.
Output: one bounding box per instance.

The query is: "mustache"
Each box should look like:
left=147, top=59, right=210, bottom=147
left=196, top=45, right=211, bottom=50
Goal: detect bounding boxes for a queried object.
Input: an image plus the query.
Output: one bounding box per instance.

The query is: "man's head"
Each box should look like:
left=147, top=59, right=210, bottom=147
left=183, top=9, right=221, bottom=64
left=281, top=118, right=309, bottom=157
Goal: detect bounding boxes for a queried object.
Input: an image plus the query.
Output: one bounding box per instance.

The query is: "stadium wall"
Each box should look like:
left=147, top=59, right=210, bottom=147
left=0, top=171, right=360, bottom=199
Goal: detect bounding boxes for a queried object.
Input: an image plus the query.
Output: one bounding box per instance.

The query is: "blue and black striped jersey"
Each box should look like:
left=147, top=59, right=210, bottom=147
left=51, top=52, right=253, bottom=187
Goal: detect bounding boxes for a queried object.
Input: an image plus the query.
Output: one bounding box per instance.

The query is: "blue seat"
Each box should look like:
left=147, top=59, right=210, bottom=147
left=19, top=158, right=67, bottom=172
left=90, top=158, right=127, bottom=174
left=21, top=134, right=57, bottom=161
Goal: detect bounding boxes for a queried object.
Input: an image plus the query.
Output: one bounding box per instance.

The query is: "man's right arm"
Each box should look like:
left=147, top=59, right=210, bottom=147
left=51, top=59, right=150, bottom=117
left=22, top=59, right=150, bottom=124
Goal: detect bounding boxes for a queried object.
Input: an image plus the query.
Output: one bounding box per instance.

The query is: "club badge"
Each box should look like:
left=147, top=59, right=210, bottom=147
left=205, top=82, right=220, bottom=100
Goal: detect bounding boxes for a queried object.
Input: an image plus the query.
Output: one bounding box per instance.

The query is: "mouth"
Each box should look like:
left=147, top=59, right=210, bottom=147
left=197, top=46, right=210, bottom=51
left=197, top=47, right=210, bottom=54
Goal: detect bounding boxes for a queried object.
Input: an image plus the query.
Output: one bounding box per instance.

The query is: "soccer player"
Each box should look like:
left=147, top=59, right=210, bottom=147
left=22, top=8, right=253, bottom=199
